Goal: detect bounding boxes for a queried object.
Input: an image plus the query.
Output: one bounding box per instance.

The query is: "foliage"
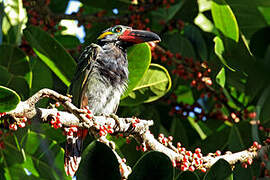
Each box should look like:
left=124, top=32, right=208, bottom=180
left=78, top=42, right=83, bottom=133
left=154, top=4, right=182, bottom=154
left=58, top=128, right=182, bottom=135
left=0, top=0, right=270, bottom=179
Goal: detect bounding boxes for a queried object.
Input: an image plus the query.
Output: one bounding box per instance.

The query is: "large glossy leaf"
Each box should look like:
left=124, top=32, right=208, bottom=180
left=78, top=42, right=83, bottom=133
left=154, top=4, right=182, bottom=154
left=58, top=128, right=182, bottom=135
left=23, top=26, right=76, bottom=86
left=249, top=26, right=270, bottom=59
left=176, top=171, right=200, bottom=180
left=0, top=86, right=20, bottom=112
left=121, top=63, right=171, bottom=106
left=203, top=159, right=232, bottom=180
left=54, top=35, right=81, bottom=49
left=211, top=0, right=239, bottom=42
left=162, top=33, right=196, bottom=59
left=129, top=151, right=173, bottom=180
left=2, top=0, right=27, bottom=45
left=77, top=141, right=121, bottom=180
left=121, top=43, right=151, bottom=99
left=183, top=24, right=208, bottom=60
left=0, top=44, right=31, bottom=99
left=227, top=125, right=245, bottom=151
left=225, top=0, right=270, bottom=39
left=21, top=131, right=70, bottom=180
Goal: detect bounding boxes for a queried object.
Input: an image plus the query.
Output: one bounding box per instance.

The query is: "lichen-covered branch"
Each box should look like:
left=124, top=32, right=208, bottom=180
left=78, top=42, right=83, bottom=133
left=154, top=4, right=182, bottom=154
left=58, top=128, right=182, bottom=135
left=3, top=88, right=269, bottom=177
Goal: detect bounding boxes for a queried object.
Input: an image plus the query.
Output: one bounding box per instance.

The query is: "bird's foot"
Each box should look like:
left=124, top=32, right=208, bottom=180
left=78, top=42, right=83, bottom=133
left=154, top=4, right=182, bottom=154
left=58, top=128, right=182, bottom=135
left=109, top=113, right=122, bottom=129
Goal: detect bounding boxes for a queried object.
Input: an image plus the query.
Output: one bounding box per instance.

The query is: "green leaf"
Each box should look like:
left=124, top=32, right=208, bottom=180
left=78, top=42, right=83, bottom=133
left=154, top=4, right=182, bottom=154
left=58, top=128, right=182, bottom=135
left=0, top=44, right=32, bottom=99
left=129, top=151, right=173, bottom=180
left=175, top=85, right=194, bottom=105
left=0, top=86, right=20, bottom=112
left=228, top=125, right=245, bottom=151
left=22, top=131, right=70, bottom=180
left=162, top=33, right=196, bottom=59
left=211, top=0, right=239, bottom=42
left=151, top=1, right=184, bottom=23
left=121, top=64, right=171, bottom=106
left=77, top=141, right=121, bottom=180
left=176, top=171, right=200, bottom=180
left=2, top=0, right=27, bottom=45
left=225, top=0, right=270, bottom=39
left=183, top=24, right=208, bottom=60
left=23, top=26, right=76, bottom=86
left=249, top=27, right=270, bottom=59
left=30, top=57, right=53, bottom=107
left=203, top=159, right=232, bottom=180
left=213, top=36, right=235, bottom=71
left=216, top=67, right=226, bottom=88
left=121, top=43, right=151, bottom=99
left=54, top=35, right=81, bottom=49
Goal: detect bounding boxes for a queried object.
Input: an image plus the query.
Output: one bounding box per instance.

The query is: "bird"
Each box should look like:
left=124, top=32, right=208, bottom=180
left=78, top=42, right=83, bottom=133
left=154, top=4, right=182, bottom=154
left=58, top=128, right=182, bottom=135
left=65, top=25, right=161, bottom=177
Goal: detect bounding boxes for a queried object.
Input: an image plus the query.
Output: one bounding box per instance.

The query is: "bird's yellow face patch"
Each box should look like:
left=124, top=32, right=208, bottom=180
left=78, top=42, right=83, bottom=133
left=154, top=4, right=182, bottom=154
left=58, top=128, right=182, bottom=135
left=97, top=32, right=114, bottom=39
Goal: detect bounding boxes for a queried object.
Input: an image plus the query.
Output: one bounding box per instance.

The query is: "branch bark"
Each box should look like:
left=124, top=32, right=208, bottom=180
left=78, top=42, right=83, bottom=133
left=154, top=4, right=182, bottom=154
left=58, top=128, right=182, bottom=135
left=4, top=88, right=269, bottom=178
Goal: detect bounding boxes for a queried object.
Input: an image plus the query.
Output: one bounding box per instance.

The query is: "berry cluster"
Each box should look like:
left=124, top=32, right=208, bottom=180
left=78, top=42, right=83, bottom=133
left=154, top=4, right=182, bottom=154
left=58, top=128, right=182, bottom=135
left=23, top=0, right=60, bottom=32
left=50, top=112, right=62, bottom=129
left=8, top=117, right=27, bottom=131
left=158, top=133, right=208, bottom=172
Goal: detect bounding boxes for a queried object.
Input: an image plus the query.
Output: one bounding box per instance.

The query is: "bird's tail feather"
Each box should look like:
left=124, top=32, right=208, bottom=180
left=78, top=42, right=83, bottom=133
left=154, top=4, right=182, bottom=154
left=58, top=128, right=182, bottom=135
left=64, top=128, right=87, bottom=177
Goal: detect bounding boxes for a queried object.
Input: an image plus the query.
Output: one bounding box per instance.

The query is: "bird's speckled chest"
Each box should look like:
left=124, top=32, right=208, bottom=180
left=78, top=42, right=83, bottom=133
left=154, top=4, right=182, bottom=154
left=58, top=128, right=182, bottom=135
left=83, top=43, right=128, bottom=115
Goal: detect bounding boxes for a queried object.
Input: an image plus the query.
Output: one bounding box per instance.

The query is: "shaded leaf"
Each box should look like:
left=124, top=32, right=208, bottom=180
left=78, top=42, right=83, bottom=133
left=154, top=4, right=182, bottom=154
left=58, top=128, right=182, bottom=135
left=225, top=0, right=270, bottom=39
left=121, top=64, right=171, bottom=106
left=0, top=44, right=31, bottom=99
left=0, top=86, right=20, bottom=112
left=183, top=24, right=208, bottom=60
left=203, top=159, right=232, bottom=180
left=228, top=125, right=245, bottom=151
left=77, top=141, right=121, bottom=180
left=54, top=35, right=81, bottom=49
left=24, top=26, right=76, bottom=86
left=176, top=171, right=200, bottom=180
left=129, top=151, right=173, bottom=180
left=162, top=32, right=196, bottom=59
left=22, top=131, right=70, bottom=180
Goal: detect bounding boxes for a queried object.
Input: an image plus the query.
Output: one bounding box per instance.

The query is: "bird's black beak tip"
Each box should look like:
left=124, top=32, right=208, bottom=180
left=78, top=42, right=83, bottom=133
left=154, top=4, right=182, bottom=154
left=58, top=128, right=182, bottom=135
left=119, top=29, right=161, bottom=44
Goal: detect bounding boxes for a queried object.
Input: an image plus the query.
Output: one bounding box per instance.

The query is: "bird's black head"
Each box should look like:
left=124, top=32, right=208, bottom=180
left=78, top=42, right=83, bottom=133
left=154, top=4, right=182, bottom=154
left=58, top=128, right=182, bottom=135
left=97, top=25, right=161, bottom=48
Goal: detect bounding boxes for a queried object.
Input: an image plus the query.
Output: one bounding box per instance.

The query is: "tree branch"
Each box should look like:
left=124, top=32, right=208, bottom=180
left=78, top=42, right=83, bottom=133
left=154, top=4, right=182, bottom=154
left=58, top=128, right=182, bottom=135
left=4, top=89, right=269, bottom=177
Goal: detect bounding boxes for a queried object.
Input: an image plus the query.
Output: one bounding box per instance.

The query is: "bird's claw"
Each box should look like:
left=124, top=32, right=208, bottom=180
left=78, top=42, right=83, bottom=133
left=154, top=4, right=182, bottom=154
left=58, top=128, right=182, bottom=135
left=109, top=113, right=122, bottom=129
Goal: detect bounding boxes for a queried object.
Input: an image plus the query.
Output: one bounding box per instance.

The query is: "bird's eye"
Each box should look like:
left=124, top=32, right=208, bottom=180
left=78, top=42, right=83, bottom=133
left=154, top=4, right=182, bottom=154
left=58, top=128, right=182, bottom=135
left=114, top=27, right=122, bottom=33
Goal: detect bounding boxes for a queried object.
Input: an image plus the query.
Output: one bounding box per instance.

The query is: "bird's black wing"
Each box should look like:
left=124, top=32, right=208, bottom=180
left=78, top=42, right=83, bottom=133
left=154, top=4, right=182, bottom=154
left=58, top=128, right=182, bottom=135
left=68, top=43, right=102, bottom=108
left=65, top=43, right=102, bottom=177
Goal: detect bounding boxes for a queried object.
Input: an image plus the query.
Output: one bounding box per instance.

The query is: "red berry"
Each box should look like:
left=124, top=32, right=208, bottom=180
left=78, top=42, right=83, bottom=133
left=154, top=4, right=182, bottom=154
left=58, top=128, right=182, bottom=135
left=18, top=122, right=25, bottom=128
left=247, top=158, right=253, bottom=165
left=181, top=165, right=188, bottom=171
left=201, top=167, right=207, bottom=173
left=55, top=102, right=60, bottom=107
left=195, top=148, right=201, bottom=154
left=242, top=162, right=248, bottom=168
left=22, top=117, right=27, bottom=123
left=215, top=150, right=221, bottom=156
left=9, top=124, right=17, bottom=131
left=186, top=151, right=192, bottom=156
left=189, top=166, right=195, bottom=172
left=253, top=141, right=259, bottom=148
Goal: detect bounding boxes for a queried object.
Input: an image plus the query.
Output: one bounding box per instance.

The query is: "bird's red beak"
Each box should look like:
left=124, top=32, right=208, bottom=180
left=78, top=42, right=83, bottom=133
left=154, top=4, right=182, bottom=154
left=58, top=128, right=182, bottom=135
left=119, top=29, right=161, bottom=44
